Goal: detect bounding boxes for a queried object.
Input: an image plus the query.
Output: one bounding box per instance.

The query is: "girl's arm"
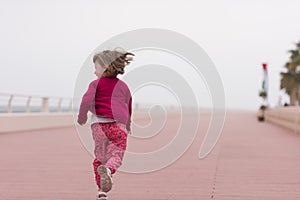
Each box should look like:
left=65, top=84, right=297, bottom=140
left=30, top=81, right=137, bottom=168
left=126, top=96, right=132, bottom=132
left=77, top=80, right=98, bottom=125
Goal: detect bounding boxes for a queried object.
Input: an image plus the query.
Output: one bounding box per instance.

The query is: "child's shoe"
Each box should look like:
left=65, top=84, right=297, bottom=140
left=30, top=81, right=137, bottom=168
left=96, top=191, right=107, bottom=200
left=97, top=165, right=113, bottom=192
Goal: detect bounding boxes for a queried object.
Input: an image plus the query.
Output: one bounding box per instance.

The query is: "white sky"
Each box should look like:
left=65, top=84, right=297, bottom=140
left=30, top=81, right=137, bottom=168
left=0, top=0, right=299, bottom=110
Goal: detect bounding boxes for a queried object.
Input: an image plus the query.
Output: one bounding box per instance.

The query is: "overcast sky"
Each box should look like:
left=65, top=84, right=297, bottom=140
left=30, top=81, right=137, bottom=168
left=0, top=0, right=299, bottom=110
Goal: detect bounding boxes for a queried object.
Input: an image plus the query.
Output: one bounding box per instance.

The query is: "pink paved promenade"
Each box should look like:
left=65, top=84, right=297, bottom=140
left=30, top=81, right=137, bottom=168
left=1, top=111, right=300, bottom=199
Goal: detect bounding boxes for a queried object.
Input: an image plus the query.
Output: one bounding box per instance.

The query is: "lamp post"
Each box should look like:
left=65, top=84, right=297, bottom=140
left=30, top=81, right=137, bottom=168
left=258, top=63, right=268, bottom=121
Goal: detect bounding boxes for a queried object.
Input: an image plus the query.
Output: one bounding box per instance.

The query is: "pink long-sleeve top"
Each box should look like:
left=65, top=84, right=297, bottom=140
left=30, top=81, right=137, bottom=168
left=77, top=77, right=132, bottom=131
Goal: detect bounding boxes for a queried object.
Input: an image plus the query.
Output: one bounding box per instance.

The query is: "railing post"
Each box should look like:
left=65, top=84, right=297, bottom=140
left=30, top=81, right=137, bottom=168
left=26, top=96, right=31, bottom=113
left=7, top=95, right=13, bottom=113
left=41, top=97, right=49, bottom=112
left=68, top=98, right=72, bottom=112
left=57, top=98, right=63, bottom=112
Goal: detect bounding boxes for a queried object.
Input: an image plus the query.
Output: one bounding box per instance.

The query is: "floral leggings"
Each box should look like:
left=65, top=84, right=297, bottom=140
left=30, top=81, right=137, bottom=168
left=91, top=122, right=128, bottom=189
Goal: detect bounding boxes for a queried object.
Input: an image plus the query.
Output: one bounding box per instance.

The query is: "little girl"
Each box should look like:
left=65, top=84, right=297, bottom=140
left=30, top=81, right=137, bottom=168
left=77, top=49, right=134, bottom=200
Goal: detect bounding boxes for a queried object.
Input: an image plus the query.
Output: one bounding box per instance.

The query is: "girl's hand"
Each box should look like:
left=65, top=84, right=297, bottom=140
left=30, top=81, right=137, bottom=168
left=78, top=121, right=86, bottom=126
left=77, top=115, right=87, bottom=126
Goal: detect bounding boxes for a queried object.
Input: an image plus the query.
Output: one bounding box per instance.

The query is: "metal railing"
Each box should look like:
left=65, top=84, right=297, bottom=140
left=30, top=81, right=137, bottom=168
left=0, top=93, right=73, bottom=113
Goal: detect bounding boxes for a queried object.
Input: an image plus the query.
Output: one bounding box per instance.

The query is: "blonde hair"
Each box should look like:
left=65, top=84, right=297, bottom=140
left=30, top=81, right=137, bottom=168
left=93, top=49, right=135, bottom=78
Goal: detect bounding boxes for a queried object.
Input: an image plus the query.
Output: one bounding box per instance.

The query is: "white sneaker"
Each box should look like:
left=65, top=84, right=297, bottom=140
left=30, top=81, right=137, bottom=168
left=96, top=191, right=107, bottom=200
left=97, top=165, right=113, bottom=192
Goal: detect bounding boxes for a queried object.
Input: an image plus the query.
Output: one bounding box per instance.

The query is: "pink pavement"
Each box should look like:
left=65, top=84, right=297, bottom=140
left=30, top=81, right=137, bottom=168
left=0, top=111, right=300, bottom=199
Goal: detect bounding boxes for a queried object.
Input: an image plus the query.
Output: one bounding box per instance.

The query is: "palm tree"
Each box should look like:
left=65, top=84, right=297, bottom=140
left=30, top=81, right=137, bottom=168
left=280, top=41, right=300, bottom=105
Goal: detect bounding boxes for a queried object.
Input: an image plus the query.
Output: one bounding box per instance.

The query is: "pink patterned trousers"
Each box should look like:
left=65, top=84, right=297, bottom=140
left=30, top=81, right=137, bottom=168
left=91, top=122, right=128, bottom=189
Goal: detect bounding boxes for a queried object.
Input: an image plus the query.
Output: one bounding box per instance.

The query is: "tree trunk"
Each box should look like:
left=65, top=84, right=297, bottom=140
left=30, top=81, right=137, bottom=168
left=298, top=84, right=300, bottom=105
left=290, top=87, right=297, bottom=105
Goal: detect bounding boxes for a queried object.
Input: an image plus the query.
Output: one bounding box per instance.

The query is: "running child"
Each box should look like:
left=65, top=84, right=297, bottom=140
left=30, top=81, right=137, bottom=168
left=77, top=49, right=134, bottom=200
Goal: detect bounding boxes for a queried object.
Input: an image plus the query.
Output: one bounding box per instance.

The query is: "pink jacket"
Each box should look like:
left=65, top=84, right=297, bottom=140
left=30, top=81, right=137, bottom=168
left=77, top=77, right=132, bottom=131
